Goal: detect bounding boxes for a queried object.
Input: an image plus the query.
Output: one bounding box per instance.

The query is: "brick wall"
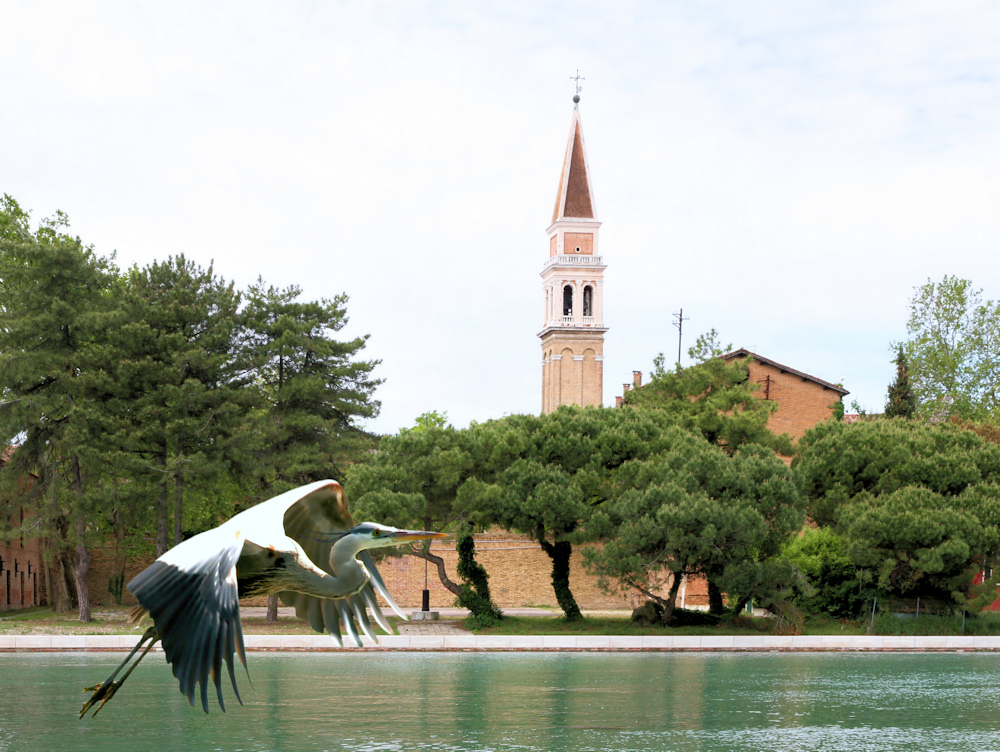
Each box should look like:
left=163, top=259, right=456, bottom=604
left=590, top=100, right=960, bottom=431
left=0, top=507, right=42, bottom=611
left=742, top=360, right=842, bottom=440
left=373, top=533, right=644, bottom=610
left=82, top=531, right=666, bottom=612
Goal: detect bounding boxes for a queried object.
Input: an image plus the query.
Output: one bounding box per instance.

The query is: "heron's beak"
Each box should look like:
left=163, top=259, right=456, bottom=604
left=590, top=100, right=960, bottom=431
left=388, top=530, right=449, bottom=544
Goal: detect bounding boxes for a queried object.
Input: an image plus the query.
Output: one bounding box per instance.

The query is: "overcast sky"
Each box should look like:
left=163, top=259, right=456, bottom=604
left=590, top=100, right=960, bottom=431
left=4, top=2, right=999, bottom=434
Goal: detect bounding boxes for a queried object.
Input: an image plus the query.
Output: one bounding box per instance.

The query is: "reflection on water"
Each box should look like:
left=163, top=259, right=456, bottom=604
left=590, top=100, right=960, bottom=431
left=2, top=652, right=1000, bottom=751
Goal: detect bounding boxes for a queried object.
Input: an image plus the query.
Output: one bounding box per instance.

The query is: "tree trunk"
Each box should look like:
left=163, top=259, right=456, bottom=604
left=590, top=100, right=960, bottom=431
left=538, top=537, right=582, bottom=621
left=156, top=449, right=169, bottom=557
left=662, top=573, right=684, bottom=623
left=45, top=469, right=70, bottom=613
left=454, top=534, right=503, bottom=624
left=42, top=542, right=54, bottom=609
left=51, top=547, right=74, bottom=613
left=708, top=580, right=725, bottom=615
left=108, top=504, right=127, bottom=606
left=266, top=594, right=278, bottom=622
left=410, top=549, right=463, bottom=597
left=174, top=437, right=185, bottom=546
left=627, top=571, right=684, bottom=624
left=74, top=510, right=92, bottom=622
left=70, top=454, right=91, bottom=622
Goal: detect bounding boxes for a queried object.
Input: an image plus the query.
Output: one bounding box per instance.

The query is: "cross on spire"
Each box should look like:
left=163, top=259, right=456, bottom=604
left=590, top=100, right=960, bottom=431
left=570, top=69, right=585, bottom=95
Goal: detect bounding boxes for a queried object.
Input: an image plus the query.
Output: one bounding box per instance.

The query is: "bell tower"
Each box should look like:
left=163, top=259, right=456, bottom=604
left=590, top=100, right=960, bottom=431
left=539, top=92, right=607, bottom=413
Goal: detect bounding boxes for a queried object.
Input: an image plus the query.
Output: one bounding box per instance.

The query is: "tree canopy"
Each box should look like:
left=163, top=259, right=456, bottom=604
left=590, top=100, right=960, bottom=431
left=796, top=418, right=1000, bottom=609
left=884, top=345, right=917, bottom=419
left=466, top=406, right=701, bottom=620
left=346, top=415, right=501, bottom=624
left=900, top=275, right=1000, bottom=421
left=839, top=484, right=1000, bottom=609
left=242, top=279, right=381, bottom=496
left=795, top=419, right=1000, bottom=527
left=583, top=431, right=804, bottom=622
left=0, top=195, right=118, bottom=619
left=623, top=352, right=792, bottom=455
left=0, top=196, right=383, bottom=620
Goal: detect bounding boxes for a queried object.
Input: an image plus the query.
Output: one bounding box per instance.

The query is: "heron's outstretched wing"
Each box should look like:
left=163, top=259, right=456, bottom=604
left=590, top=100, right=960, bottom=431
left=278, top=482, right=405, bottom=646
left=127, top=527, right=246, bottom=713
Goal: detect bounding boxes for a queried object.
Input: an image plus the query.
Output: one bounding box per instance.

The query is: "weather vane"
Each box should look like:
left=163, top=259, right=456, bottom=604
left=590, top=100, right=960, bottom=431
left=570, top=69, right=585, bottom=103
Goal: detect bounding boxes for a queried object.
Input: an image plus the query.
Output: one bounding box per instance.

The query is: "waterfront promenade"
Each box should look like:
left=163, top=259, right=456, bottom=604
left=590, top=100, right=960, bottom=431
left=5, top=606, right=999, bottom=652
left=5, top=633, right=1000, bottom=652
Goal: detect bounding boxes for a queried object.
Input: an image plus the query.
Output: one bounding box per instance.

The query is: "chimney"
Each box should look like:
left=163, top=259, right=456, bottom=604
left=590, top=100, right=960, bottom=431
left=615, top=396, right=623, bottom=408
left=632, top=370, right=642, bottom=388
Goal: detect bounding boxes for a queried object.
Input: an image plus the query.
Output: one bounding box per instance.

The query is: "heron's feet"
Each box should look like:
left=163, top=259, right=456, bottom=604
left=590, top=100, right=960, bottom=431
left=80, top=680, right=121, bottom=719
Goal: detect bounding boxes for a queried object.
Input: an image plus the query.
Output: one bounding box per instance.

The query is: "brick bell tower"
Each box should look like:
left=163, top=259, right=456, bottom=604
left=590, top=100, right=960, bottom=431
left=539, top=90, right=607, bottom=413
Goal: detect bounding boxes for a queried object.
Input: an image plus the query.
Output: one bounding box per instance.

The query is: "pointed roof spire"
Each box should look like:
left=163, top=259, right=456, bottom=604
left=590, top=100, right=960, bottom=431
left=552, top=110, right=596, bottom=222
left=552, top=104, right=596, bottom=223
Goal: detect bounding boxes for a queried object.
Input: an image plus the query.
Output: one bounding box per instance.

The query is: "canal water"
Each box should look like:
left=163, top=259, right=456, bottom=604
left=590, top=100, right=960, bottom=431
left=3, top=652, right=1000, bottom=751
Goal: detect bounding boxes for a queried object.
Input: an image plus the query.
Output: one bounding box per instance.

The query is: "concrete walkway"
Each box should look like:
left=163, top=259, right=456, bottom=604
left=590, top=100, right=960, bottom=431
left=5, top=634, right=1000, bottom=652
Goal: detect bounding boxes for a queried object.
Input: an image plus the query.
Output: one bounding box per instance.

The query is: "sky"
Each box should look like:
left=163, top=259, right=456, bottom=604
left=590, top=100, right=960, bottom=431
left=3, top=1, right=999, bottom=434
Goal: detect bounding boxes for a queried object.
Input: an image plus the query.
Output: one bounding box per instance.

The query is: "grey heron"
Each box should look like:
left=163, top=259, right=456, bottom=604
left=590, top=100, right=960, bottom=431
left=79, top=479, right=446, bottom=718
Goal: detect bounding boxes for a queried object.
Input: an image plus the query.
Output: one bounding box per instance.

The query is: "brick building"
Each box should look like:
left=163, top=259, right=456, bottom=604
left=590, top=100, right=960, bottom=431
left=720, top=348, right=849, bottom=440
left=0, top=505, right=42, bottom=611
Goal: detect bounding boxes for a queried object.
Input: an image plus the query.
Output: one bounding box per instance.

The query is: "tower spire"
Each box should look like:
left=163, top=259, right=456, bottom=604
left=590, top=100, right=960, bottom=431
left=551, top=107, right=596, bottom=223
left=539, top=93, right=607, bottom=414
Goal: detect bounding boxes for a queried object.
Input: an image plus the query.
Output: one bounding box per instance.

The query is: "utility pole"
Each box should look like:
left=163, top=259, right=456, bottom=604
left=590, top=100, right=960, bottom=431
left=672, top=309, right=690, bottom=369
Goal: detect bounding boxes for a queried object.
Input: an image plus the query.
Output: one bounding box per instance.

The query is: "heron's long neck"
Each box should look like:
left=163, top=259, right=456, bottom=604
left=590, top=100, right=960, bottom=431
left=314, top=536, right=369, bottom=598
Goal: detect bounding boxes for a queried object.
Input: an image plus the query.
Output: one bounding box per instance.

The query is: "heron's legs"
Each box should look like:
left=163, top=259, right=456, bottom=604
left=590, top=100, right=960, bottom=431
left=79, top=626, right=160, bottom=719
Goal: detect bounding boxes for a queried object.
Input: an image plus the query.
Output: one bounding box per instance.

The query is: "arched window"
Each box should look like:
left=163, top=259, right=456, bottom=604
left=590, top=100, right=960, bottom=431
left=563, top=285, right=573, bottom=316
left=583, top=286, right=593, bottom=317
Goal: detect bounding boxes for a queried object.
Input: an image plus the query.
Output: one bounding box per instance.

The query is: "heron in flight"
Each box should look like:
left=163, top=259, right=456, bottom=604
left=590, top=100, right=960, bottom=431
left=80, top=479, right=446, bottom=718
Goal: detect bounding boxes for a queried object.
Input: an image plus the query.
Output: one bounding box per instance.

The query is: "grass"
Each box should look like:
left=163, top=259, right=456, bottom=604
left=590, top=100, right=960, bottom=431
left=0, top=605, right=403, bottom=636
left=7, top=604, right=1000, bottom=637
left=466, top=614, right=866, bottom=637
left=869, top=611, right=1000, bottom=636
left=467, top=612, right=1000, bottom=637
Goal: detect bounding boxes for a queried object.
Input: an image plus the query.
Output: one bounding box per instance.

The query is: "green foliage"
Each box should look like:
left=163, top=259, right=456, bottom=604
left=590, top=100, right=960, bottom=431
left=99, top=255, right=248, bottom=553
left=796, top=419, right=1000, bottom=609
left=346, top=423, right=503, bottom=622
left=348, top=423, right=472, bottom=530
left=687, top=328, right=732, bottom=363
left=584, top=430, right=805, bottom=622
left=0, top=199, right=119, bottom=619
left=885, top=345, right=917, bottom=418
left=107, top=573, right=125, bottom=606
left=830, top=398, right=845, bottom=422
left=839, top=485, right=1000, bottom=609
left=624, top=354, right=792, bottom=455
left=243, top=279, right=381, bottom=495
left=467, top=406, right=685, bottom=620
left=0, top=196, right=386, bottom=618
left=408, top=411, right=449, bottom=432
left=455, top=532, right=502, bottom=627
left=900, top=275, right=1000, bottom=421
left=795, top=419, right=1000, bottom=526
left=781, top=527, right=865, bottom=618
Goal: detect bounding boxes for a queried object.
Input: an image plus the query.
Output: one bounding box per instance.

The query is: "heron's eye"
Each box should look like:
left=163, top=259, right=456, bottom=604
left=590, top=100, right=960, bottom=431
left=372, top=530, right=380, bottom=537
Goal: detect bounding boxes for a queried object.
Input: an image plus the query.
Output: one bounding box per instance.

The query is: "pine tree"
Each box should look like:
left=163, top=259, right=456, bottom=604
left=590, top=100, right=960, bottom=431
left=101, top=256, right=247, bottom=555
left=242, top=280, right=381, bottom=622
left=243, top=279, right=381, bottom=491
left=0, top=196, right=118, bottom=621
left=885, top=345, right=917, bottom=418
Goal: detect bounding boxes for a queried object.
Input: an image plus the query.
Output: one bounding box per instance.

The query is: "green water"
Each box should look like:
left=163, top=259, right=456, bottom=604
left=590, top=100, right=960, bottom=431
left=3, top=652, right=1000, bottom=751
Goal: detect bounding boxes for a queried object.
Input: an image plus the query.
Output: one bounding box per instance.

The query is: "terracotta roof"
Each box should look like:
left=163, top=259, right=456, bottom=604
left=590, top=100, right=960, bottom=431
left=552, top=108, right=596, bottom=222
left=721, top=348, right=850, bottom=396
